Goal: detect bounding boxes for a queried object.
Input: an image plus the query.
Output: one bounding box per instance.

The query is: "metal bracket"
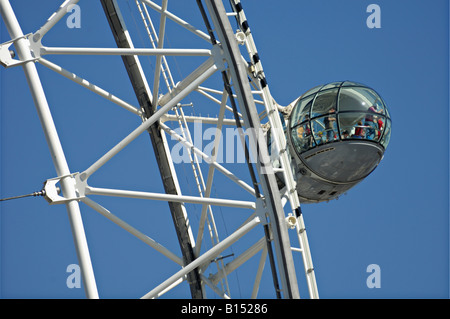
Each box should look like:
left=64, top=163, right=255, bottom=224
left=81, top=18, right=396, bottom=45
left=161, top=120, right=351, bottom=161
left=211, top=44, right=226, bottom=71
left=0, top=41, right=20, bottom=68
left=43, top=173, right=86, bottom=205
left=235, top=30, right=246, bottom=45
left=0, top=33, right=40, bottom=68
left=28, top=33, right=42, bottom=59
left=285, top=213, right=297, bottom=229
left=255, top=197, right=269, bottom=225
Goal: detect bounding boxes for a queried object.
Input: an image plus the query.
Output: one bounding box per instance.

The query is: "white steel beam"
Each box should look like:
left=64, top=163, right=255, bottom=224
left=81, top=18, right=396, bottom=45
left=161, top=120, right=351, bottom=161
left=138, top=0, right=211, bottom=42
left=32, top=0, right=80, bottom=42
left=80, top=62, right=217, bottom=180
left=40, top=46, right=211, bottom=56
left=38, top=58, right=142, bottom=116
left=141, top=216, right=260, bottom=299
left=0, top=0, right=98, bottom=299
left=159, top=122, right=256, bottom=196
left=209, top=236, right=266, bottom=285
left=157, top=57, right=216, bottom=106
left=194, top=90, right=228, bottom=256
left=200, top=274, right=231, bottom=299
left=161, top=114, right=238, bottom=126
left=136, top=0, right=176, bottom=93
left=251, top=245, right=267, bottom=299
left=81, top=197, right=183, bottom=266
left=205, top=0, right=300, bottom=298
left=151, top=0, right=168, bottom=107
left=229, top=0, right=319, bottom=298
left=196, top=87, right=243, bottom=117
left=198, top=85, right=264, bottom=106
left=85, top=186, right=256, bottom=210
left=101, top=0, right=204, bottom=299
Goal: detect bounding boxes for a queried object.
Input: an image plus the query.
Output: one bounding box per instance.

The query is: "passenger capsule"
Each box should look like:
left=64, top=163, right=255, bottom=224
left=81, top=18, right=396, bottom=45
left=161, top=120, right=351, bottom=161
left=277, top=81, right=392, bottom=203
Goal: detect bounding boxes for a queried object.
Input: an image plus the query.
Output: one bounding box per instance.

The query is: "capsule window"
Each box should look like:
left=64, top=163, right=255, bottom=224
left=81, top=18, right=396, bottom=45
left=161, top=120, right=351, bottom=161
left=311, top=115, right=338, bottom=145
left=290, top=95, right=314, bottom=127
left=289, top=81, right=391, bottom=156
left=338, top=87, right=385, bottom=115
left=291, top=122, right=316, bottom=152
left=380, top=118, right=392, bottom=148
left=311, top=88, right=338, bottom=118
left=301, top=85, right=323, bottom=99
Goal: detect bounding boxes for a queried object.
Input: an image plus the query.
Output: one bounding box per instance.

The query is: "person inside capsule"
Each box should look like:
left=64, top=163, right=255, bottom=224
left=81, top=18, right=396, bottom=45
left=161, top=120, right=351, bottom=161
left=289, top=81, right=391, bottom=154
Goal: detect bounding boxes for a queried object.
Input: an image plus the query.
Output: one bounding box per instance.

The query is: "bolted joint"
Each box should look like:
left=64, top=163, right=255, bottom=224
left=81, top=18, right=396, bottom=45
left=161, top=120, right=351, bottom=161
left=43, top=173, right=86, bottom=205
left=255, top=197, right=269, bottom=225
left=235, top=30, right=246, bottom=45
left=285, top=213, right=297, bottom=229
left=0, top=33, right=41, bottom=68
left=0, top=40, right=21, bottom=68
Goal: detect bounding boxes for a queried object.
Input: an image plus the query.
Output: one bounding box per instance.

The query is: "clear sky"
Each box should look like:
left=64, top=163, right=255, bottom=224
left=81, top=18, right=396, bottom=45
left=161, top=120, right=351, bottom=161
left=1, top=0, right=448, bottom=299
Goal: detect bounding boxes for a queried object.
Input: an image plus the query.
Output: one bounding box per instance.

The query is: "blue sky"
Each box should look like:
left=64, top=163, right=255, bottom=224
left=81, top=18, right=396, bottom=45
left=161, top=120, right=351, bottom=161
left=1, top=0, right=449, bottom=299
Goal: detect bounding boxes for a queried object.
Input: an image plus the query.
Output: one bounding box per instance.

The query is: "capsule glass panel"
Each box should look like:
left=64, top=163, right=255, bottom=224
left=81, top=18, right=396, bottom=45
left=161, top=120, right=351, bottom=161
left=291, top=122, right=315, bottom=152
left=338, top=87, right=386, bottom=114
left=301, top=85, right=323, bottom=98
left=289, top=81, right=391, bottom=158
left=380, top=118, right=391, bottom=148
left=341, top=81, right=366, bottom=87
left=311, top=115, right=338, bottom=145
left=290, top=94, right=314, bottom=127
left=338, top=112, right=366, bottom=139
left=311, top=88, right=338, bottom=118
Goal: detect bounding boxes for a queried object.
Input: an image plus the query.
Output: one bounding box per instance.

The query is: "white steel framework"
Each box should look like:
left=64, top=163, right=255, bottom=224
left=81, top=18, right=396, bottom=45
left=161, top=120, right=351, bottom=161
left=0, top=0, right=318, bottom=299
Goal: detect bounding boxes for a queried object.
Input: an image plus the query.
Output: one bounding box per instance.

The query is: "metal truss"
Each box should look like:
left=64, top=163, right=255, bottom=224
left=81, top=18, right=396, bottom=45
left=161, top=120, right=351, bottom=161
left=0, top=0, right=318, bottom=299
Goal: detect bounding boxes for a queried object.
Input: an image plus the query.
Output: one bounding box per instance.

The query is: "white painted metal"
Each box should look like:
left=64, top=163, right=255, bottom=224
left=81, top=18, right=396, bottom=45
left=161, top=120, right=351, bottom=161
left=80, top=62, right=218, bottom=180
left=229, top=0, right=319, bottom=298
left=208, top=236, right=266, bottom=285
left=101, top=0, right=205, bottom=298
left=138, top=0, right=211, bottom=42
left=251, top=245, right=268, bottom=298
left=141, top=216, right=260, bottom=299
left=40, top=46, right=211, bottom=56
left=32, top=0, right=80, bottom=42
left=159, top=121, right=256, bottom=196
left=136, top=7, right=237, bottom=293
left=193, top=90, right=229, bottom=257
left=161, top=113, right=238, bottom=126
left=1, top=0, right=322, bottom=299
left=0, top=0, right=99, bottom=299
left=151, top=0, right=168, bottom=107
left=85, top=186, right=256, bottom=210
left=38, top=58, right=142, bottom=116
left=81, top=197, right=183, bottom=266
left=204, top=0, right=300, bottom=298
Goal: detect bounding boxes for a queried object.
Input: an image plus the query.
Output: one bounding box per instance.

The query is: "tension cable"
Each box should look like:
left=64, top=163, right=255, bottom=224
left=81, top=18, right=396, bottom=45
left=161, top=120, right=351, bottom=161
left=0, top=190, right=46, bottom=202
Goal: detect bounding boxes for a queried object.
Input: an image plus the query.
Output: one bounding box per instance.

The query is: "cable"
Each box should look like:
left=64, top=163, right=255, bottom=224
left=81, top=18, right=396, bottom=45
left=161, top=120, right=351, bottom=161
left=0, top=190, right=46, bottom=202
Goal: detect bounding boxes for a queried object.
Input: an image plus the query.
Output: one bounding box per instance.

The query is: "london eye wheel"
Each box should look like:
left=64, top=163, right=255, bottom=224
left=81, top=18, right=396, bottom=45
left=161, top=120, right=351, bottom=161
left=0, top=0, right=390, bottom=299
